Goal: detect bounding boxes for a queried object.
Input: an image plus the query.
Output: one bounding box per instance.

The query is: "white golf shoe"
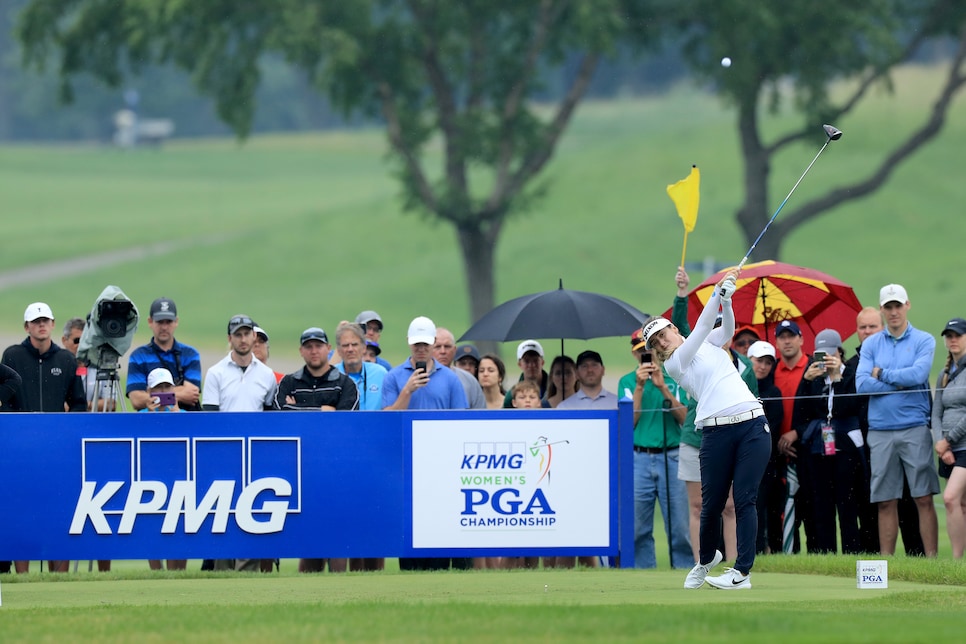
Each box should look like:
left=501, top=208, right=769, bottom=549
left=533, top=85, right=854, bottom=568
left=706, top=567, right=751, bottom=590
left=683, top=549, right=723, bottom=589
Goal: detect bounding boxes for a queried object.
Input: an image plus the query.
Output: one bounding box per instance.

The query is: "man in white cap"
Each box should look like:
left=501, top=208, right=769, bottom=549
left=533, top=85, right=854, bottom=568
left=857, top=284, right=940, bottom=556
left=747, top=340, right=786, bottom=554
left=2, top=301, right=87, bottom=574
left=382, top=316, right=467, bottom=412
left=502, top=339, right=549, bottom=407
left=252, top=325, right=284, bottom=384
left=382, top=315, right=467, bottom=572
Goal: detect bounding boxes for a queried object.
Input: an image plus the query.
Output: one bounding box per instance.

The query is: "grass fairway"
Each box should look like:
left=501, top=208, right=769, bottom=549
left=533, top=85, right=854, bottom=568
left=2, top=562, right=965, bottom=642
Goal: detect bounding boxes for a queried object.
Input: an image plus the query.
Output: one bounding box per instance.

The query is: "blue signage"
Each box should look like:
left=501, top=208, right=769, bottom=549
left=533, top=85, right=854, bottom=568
left=0, top=405, right=634, bottom=566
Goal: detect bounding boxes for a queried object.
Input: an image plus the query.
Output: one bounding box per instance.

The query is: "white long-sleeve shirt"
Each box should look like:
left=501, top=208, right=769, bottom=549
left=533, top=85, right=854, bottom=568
left=664, top=290, right=760, bottom=427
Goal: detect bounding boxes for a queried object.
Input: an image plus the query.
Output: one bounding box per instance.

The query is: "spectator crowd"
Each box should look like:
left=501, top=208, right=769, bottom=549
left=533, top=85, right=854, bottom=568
left=2, top=273, right=964, bottom=577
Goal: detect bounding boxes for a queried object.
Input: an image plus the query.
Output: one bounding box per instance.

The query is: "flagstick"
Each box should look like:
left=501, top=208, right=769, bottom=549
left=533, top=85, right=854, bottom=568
left=680, top=231, right=689, bottom=270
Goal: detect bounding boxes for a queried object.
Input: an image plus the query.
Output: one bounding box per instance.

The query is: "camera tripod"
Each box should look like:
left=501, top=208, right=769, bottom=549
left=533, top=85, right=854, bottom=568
left=89, top=345, right=127, bottom=413
left=73, top=345, right=125, bottom=574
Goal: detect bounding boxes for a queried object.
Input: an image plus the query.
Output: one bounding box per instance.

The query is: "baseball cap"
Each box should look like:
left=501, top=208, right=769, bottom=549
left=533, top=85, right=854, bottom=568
left=300, top=327, right=329, bottom=345
left=576, top=350, right=604, bottom=367
left=407, top=316, right=436, bottom=345
left=733, top=325, right=761, bottom=342
left=147, top=367, right=175, bottom=389
left=150, top=297, right=177, bottom=321
left=747, top=340, right=776, bottom=360
left=630, top=327, right=647, bottom=351
left=365, top=339, right=382, bottom=355
left=775, top=320, right=802, bottom=337
left=813, top=329, right=843, bottom=354
left=24, top=302, right=54, bottom=322
left=516, top=340, right=544, bottom=360
left=355, top=310, right=383, bottom=330
left=879, top=284, right=908, bottom=307
left=227, top=314, right=255, bottom=335
left=253, top=325, right=269, bottom=342
left=941, top=317, right=966, bottom=337
left=455, top=344, right=481, bottom=363
left=641, top=317, right=672, bottom=350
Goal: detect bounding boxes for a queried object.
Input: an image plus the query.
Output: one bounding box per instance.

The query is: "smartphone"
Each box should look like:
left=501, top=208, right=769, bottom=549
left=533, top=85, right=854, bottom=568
left=813, top=351, right=827, bottom=368
left=155, top=392, right=177, bottom=407
left=640, top=353, right=653, bottom=364
left=414, top=360, right=427, bottom=373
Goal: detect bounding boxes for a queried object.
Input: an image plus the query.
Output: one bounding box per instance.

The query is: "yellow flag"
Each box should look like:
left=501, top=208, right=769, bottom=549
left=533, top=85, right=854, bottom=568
left=666, top=165, right=700, bottom=232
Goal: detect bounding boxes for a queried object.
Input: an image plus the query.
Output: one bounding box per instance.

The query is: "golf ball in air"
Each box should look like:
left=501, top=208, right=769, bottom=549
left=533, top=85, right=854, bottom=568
left=721, top=57, right=732, bottom=68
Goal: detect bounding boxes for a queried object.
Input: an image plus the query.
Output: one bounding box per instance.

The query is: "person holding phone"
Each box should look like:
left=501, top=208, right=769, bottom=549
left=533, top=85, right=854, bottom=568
left=617, top=326, right=691, bottom=569
left=381, top=316, right=468, bottom=572
left=790, top=329, right=869, bottom=554
left=138, top=368, right=187, bottom=571
left=139, top=368, right=183, bottom=413
left=381, top=316, right=467, bottom=412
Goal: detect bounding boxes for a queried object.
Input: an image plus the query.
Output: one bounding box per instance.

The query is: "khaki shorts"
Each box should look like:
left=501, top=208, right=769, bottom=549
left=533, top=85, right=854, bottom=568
left=868, top=426, right=940, bottom=503
left=677, top=442, right=701, bottom=482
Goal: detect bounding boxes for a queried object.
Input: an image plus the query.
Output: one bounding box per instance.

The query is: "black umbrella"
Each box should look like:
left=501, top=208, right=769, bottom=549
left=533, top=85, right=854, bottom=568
left=458, top=280, right=648, bottom=352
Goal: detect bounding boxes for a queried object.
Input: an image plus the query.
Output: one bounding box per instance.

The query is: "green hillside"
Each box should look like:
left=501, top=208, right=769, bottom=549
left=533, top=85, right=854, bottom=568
left=1, top=63, right=963, bottom=375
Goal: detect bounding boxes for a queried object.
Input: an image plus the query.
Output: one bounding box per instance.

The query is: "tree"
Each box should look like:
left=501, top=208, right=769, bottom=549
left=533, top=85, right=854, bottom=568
left=17, top=0, right=658, bottom=328
left=661, top=0, right=966, bottom=260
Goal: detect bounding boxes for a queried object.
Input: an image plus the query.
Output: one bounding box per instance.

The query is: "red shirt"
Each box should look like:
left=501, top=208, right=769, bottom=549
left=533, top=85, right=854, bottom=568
left=773, top=353, right=808, bottom=435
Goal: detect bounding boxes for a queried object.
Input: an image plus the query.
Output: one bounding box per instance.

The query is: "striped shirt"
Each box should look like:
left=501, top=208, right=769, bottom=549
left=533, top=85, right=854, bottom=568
left=125, top=338, right=202, bottom=395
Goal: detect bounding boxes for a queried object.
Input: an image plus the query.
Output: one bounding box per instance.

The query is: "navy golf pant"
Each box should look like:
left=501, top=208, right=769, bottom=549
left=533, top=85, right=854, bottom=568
left=699, top=416, right=771, bottom=575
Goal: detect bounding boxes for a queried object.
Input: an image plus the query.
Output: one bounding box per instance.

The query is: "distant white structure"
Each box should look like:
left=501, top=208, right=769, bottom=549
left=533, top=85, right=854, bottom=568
left=113, top=109, right=175, bottom=148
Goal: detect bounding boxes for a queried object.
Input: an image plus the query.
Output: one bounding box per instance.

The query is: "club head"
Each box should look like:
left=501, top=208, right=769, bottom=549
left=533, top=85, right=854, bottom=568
left=823, top=124, right=843, bottom=141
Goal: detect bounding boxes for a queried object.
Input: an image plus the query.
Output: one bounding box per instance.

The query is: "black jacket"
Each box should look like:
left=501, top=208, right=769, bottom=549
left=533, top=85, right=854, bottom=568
left=792, top=351, right=863, bottom=450
left=1, top=338, right=87, bottom=412
left=757, top=371, right=785, bottom=455
left=274, top=365, right=359, bottom=411
left=0, top=363, right=23, bottom=411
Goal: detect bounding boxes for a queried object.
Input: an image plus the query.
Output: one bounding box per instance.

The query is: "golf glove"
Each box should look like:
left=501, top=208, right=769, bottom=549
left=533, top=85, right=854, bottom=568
left=720, top=277, right=737, bottom=302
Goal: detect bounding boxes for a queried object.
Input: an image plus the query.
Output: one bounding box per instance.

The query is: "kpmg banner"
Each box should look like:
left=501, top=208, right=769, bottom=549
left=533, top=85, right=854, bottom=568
left=0, top=406, right=633, bottom=565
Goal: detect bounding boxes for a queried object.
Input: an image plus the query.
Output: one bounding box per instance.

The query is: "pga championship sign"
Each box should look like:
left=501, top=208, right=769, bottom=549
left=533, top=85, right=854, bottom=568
left=0, top=406, right=634, bottom=565
left=412, top=419, right=611, bottom=549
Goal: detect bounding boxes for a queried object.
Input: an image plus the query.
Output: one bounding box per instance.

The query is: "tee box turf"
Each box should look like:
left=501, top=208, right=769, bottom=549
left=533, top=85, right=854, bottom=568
left=856, top=560, right=888, bottom=589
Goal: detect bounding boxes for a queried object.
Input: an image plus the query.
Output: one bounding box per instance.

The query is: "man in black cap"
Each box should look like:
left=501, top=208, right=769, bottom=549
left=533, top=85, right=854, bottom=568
left=557, top=350, right=618, bottom=409
left=126, top=297, right=203, bottom=411
left=202, top=315, right=278, bottom=412
left=453, top=344, right=481, bottom=376
left=275, top=327, right=360, bottom=412
left=275, top=326, right=359, bottom=574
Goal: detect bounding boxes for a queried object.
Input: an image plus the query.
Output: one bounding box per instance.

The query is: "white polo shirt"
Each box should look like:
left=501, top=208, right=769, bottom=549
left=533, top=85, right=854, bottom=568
left=202, top=354, right=278, bottom=411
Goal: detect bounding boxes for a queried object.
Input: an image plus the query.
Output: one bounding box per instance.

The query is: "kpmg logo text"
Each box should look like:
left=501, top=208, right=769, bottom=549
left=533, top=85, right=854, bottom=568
left=70, top=437, right=301, bottom=536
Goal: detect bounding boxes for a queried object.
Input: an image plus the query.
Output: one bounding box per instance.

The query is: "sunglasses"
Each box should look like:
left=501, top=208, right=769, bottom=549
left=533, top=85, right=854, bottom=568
left=71, top=337, right=80, bottom=345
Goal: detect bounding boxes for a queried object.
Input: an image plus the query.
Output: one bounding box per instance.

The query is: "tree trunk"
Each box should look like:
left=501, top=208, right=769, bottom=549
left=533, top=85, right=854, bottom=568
left=455, top=221, right=500, bottom=357
left=735, top=103, right=778, bottom=262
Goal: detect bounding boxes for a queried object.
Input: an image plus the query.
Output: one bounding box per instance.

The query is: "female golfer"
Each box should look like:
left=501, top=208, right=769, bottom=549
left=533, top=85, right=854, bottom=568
left=643, top=269, right=770, bottom=590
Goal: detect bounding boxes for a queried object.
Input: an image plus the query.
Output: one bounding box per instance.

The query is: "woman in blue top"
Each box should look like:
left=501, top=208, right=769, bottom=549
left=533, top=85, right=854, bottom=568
left=643, top=268, right=770, bottom=590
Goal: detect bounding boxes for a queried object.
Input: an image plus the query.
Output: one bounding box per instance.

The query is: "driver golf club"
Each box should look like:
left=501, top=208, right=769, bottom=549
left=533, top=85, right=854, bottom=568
left=732, top=124, right=843, bottom=275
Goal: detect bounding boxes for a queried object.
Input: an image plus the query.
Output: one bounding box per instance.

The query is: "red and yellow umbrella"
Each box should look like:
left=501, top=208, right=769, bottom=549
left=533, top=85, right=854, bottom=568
left=663, top=260, right=863, bottom=349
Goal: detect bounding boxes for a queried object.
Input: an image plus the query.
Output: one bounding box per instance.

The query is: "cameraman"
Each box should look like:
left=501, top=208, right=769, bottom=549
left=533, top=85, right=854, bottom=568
left=126, top=297, right=202, bottom=411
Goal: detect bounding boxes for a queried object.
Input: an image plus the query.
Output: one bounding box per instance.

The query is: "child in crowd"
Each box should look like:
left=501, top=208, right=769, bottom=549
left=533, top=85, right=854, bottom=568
left=510, top=380, right=542, bottom=409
